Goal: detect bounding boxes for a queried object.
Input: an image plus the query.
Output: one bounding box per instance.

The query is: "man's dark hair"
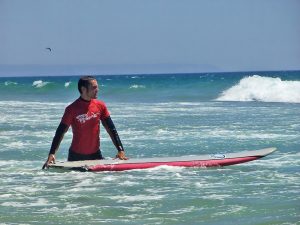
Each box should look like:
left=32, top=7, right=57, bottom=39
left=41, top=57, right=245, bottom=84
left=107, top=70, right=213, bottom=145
left=78, top=76, right=96, bottom=94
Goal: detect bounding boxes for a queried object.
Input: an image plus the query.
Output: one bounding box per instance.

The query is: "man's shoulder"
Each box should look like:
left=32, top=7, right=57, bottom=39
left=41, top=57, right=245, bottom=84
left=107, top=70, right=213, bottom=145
left=92, top=99, right=107, bottom=107
left=64, top=98, right=81, bottom=112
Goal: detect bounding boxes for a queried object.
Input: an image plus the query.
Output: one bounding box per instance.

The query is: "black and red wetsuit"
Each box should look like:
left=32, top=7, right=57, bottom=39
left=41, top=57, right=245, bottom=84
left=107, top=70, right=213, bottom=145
left=49, top=97, right=124, bottom=161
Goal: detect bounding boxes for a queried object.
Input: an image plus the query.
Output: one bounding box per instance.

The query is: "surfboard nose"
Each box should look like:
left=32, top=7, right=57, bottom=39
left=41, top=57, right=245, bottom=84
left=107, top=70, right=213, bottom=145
left=264, top=147, right=277, bottom=155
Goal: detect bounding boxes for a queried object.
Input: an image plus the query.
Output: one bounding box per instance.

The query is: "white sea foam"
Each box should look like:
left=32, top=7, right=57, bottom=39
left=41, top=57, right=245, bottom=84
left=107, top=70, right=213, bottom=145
left=0, top=194, right=14, bottom=198
left=109, top=194, right=165, bottom=203
left=147, top=165, right=185, bottom=172
left=69, top=187, right=98, bottom=192
left=201, top=194, right=232, bottom=200
left=0, top=160, right=33, bottom=166
left=0, top=100, right=67, bottom=107
left=206, top=129, right=297, bottom=140
left=64, top=81, right=71, bottom=87
left=2, top=141, right=26, bottom=149
left=213, top=205, right=247, bottom=216
left=1, top=198, right=51, bottom=207
left=101, top=176, right=118, bottom=182
left=216, top=75, right=300, bottom=103
left=73, top=179, right=94, bottom=187
left=168, top=206, right=196, bottom=215
left=119, top=180, right=139, bottom=186
left=195, top=182, right=214, bottom=189
left=32, top=80, right=50, bottom=88
left=129, top=84, right=146, bottom=89
left=4, top=81, right=18, bottom=86
left=13, top=186, right=42, bottom=194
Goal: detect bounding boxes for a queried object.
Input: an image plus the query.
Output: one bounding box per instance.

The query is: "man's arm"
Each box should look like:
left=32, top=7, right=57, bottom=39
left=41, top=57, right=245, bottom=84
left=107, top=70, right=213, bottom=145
left=101, top=116, right=128, bottom=160
left=42, top=122, right=69, bottom=169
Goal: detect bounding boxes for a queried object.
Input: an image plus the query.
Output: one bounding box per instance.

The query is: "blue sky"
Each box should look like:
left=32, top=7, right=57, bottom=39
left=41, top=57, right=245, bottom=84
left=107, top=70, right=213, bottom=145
left=0, top=0, right=299, bottom=76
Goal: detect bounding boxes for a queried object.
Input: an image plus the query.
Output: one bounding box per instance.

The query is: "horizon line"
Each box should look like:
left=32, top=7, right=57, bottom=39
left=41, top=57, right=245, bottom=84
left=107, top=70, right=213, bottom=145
left=0, top=69, right=299, bottom=78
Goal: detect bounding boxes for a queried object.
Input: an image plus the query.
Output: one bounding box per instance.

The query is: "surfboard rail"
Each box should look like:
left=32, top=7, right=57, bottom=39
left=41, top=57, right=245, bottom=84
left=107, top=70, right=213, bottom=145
left=49, top=147, right=276, bottom=172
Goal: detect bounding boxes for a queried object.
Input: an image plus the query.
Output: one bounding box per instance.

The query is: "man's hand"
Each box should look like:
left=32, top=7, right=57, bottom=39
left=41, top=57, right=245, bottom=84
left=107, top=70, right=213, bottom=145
left=115, top=151, right=128, bottom=160
left=42, top=154, right=56, bottom=169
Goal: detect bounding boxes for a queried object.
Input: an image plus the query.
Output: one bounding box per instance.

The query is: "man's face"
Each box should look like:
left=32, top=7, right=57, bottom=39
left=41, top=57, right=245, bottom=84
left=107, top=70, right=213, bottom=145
left=86, top=79, right=99, bottom=99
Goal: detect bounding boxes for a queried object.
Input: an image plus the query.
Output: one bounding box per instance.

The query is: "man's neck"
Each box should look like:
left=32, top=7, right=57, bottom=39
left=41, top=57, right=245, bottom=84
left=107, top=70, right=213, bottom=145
left=80, top=96, right=91, bottom=102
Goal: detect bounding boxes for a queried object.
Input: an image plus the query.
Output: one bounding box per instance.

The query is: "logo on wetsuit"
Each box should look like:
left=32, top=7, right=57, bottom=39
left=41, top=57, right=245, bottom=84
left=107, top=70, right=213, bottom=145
left=76, top=112, right=100, bottom=124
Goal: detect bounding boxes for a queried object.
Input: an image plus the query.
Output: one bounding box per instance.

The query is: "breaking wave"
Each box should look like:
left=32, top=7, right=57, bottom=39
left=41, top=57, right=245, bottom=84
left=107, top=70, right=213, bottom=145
left=129, top=85, right=146, bottom=89
left=4, top=81, right=18, bottom=86
left=64, top=81, right=71, bottom=88
left=32, top=80, right=50, bottom=88
left=216, top=75, right=300, bottom=103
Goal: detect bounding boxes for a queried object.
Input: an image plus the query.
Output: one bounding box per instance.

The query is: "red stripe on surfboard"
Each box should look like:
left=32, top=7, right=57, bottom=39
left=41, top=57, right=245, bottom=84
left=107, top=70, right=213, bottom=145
left=88, top=156, right=261, bottom=171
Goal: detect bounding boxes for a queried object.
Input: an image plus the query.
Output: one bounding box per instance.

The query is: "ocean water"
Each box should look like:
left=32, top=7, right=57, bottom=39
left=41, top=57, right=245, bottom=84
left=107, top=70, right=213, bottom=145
left=0, top=71, right=299, bottom=225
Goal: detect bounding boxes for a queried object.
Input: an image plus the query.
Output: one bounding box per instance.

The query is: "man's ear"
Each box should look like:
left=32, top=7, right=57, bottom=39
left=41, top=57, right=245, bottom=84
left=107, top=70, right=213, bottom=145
left=81, top=86, right=87, bottom=94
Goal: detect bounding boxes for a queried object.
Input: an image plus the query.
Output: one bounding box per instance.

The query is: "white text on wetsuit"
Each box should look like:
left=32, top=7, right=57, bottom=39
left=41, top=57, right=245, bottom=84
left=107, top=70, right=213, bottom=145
left=76, top=112, right=99, bottom=124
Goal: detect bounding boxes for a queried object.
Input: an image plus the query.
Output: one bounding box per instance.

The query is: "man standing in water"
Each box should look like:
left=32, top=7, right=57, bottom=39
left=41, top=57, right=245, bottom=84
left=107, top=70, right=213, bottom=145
left=43, top=76, right=127, bottom=169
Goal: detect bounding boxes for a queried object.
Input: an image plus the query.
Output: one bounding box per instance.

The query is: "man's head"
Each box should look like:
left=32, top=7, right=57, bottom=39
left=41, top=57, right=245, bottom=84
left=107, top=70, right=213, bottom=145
left=78, top=76, right=99, bottom=100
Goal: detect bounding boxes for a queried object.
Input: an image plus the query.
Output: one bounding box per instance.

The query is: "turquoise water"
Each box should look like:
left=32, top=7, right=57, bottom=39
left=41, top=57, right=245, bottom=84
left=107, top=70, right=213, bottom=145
left=0, top=71, right=299, bottom=224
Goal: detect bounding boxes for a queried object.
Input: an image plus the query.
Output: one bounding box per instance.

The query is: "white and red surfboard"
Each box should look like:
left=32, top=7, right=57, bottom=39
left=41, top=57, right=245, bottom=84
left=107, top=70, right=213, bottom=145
left=49, top=147, right=276, bottom=172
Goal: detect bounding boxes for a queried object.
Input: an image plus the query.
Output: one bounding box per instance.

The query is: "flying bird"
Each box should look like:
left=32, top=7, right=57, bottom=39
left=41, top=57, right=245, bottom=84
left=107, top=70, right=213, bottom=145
left=46, top=47, right=52, bottom=52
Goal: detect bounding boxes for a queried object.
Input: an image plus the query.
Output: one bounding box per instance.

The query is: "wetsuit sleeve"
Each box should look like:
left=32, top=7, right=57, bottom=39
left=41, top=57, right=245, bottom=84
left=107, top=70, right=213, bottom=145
left=102, top=116, right=124, bottom=152
left=49, top=122, right=69, bottom=155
